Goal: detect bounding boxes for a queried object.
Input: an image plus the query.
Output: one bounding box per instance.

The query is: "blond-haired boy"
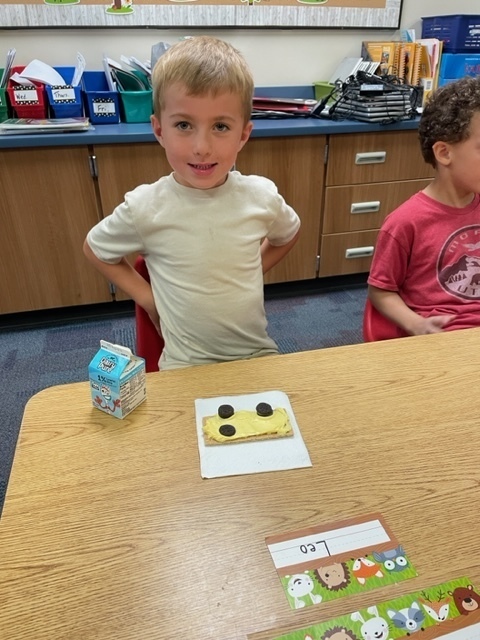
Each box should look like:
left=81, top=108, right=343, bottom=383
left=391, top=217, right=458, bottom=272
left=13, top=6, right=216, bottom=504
left=84, top=36, right=300, bottom=369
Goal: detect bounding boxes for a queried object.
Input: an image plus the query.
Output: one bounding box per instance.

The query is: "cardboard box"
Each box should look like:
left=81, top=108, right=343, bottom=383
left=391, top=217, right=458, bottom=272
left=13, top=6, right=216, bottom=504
left=89, top=340, right=146, bottom=419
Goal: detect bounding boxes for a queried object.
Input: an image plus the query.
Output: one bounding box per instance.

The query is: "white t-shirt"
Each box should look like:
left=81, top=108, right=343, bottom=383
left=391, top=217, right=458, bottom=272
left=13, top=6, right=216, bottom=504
left=87, top=171, right=301, bottom=370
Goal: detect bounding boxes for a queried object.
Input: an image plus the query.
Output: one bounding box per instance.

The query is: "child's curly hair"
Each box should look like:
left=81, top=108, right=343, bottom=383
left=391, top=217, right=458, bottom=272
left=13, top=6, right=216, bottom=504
left=419, top=76, right=480, bottom=167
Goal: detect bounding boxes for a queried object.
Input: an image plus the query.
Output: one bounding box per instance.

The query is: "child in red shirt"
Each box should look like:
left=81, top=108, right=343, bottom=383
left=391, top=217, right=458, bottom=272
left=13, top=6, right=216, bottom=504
left=368, top=76, right=480, bottom=335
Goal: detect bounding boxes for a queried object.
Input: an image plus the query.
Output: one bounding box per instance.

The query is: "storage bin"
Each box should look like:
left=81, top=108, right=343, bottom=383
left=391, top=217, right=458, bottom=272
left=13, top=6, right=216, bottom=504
left=438, top=78, right=457, bottom=87
left=422, top=14, right=480, bottom=53
left=313, top=82, right=335, bottom=102
left=82, top=70, right=120, bottom=124
left=46, top=66, right=83, bottom=119
left=117, top=70, right=152, bottom=123
left=118, top=89, right=153, bottom=123
left=7, top=66, right=47, bottom=118
left=439, top=53, right=480, bottom=79
left=0, top=69, right=9, bottom=122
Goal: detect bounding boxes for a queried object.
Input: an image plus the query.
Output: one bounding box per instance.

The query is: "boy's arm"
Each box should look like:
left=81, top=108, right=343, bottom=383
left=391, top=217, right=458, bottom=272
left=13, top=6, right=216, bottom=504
left=83, top=240, right=160, bottom=333
left=261, top=231, right=300, bottom=274
left=368, top=285, right=455, bottom=336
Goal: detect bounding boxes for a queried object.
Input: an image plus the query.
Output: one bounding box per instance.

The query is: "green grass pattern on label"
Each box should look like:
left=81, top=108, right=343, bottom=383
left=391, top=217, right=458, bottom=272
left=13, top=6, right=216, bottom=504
left=274, top=576, right=476, bottom=640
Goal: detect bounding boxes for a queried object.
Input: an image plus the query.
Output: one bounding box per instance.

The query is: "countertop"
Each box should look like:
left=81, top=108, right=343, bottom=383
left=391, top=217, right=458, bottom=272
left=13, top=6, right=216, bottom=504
left=0, top=84, right=422, bottom=149
left=0, top=116, right=422, bottom=149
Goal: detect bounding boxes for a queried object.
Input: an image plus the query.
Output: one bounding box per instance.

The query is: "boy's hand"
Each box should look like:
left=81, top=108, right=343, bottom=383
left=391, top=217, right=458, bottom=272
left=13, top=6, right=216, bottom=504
left=368, top=286, right=457, bottom=337
left=413, top=314, right=456, bottom=335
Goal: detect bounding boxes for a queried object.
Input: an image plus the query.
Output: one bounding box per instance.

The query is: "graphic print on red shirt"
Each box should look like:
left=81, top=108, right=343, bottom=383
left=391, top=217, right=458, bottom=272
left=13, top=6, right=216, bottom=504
left=438, top=225, right=480, bottom=300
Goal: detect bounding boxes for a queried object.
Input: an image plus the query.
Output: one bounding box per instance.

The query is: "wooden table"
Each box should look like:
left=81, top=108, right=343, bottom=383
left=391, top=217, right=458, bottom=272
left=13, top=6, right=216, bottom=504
left=0, top=329, right=479, bottom=640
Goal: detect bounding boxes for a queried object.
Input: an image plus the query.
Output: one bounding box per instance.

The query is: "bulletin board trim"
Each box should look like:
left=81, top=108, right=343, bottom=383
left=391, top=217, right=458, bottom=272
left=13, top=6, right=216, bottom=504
left=0, top=0, right=403, bottom=30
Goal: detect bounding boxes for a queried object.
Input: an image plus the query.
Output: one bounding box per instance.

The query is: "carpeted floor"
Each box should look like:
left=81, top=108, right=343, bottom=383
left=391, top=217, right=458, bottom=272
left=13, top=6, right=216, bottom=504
left=0, top=285, right=366, bottom=515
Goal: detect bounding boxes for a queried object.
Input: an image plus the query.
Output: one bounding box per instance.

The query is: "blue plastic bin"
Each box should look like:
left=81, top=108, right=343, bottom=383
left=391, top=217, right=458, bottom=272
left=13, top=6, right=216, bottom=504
left=46, top=66, right=83, bottom=118
left=422, top=15, right=480, bottom=53
left=438, top=78, right=458, bottom=87
left=439, top=53, right=480, bottom=79
left=82, top=70, right=120, bottom=124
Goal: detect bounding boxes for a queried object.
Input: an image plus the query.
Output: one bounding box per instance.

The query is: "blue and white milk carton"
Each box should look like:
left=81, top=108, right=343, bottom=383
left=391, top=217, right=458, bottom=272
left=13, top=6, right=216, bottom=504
left=89, top=340, right=146, bottom=419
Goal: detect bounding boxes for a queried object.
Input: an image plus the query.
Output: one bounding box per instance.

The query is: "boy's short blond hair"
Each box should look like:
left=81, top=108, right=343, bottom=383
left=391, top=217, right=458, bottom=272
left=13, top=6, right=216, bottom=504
left=151, top=36, right=254, bottom=124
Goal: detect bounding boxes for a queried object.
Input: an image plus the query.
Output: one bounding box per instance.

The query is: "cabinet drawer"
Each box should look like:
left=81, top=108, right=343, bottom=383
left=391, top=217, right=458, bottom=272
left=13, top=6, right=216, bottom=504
left=323, top=178, right=432, bottom=234
left=326, top=131, right=435, bottom=186
left=319, top=230, right=379, bottom=277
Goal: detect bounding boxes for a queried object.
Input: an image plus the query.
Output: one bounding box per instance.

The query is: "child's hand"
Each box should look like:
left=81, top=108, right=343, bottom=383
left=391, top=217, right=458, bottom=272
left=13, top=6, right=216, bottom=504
left=414, top=314, right=456, bottom=335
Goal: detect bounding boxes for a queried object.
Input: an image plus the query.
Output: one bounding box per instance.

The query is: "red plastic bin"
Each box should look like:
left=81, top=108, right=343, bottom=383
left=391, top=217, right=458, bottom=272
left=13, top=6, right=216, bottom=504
left=7, top=66, right=47, bottom=118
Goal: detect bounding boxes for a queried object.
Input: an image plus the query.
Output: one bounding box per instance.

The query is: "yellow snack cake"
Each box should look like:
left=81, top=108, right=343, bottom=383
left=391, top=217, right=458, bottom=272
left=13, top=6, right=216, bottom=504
left=202, top=402, right=293, bottom=445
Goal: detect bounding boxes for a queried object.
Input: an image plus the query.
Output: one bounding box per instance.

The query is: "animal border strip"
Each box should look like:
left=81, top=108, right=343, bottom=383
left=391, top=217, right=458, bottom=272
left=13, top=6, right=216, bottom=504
left=266, top=513, right=417, bottom=610
left=257, top=577, right=480, bottom=640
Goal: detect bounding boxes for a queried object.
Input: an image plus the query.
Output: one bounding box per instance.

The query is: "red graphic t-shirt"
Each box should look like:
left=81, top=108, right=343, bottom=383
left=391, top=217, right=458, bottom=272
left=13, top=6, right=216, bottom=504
left=368, top=191, right=480, bottom=331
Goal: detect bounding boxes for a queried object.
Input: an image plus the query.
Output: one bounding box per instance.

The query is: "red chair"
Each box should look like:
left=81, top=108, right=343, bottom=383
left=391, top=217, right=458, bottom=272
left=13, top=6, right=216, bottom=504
left=133, top=255, right=164, bottom=372
left=363, top=298, right=407, bottom=342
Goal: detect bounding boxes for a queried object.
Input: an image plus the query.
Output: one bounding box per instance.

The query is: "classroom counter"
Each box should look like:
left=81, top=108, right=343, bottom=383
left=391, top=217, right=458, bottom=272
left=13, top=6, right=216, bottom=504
left=0, top=86, right=429, bottom=317
left=0, top=115, right=422, bottom=149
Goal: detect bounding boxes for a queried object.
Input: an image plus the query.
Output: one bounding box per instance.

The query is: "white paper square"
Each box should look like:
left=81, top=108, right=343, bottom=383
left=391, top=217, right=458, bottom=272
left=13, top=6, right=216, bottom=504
left=195, top=390, right=312, bottom=479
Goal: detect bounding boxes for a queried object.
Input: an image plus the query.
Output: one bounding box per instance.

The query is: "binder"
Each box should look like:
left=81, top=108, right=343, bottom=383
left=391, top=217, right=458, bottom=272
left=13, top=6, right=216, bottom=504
left=415, top=38, right=442, bottom=106
left=361, top=41, right=396, bottom=75
left=410, top=43, right=423, bottom=86
left=399, top=42, right=417, bottom=84
left=416, top=44, right=432, bottom=83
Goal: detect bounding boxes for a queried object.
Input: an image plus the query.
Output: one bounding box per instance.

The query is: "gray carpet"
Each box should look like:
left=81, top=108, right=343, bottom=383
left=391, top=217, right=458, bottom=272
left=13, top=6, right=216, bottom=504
left=0, top=285, right=366, bottom=515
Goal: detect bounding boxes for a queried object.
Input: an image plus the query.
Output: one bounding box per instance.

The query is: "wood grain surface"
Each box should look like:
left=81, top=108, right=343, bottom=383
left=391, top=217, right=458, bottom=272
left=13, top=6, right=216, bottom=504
left=0, top=329, right=479, bottom=640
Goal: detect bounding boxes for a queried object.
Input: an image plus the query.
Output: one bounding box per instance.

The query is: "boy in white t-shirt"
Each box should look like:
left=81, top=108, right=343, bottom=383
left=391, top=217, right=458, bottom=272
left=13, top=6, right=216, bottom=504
left=84, top=36, right=300, bottom=369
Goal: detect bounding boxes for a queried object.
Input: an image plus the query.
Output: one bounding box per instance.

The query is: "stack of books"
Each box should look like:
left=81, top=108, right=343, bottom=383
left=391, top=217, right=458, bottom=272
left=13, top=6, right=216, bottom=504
left=0, top=117, right=91, bottom=135
left=361, top=38, right=443, bottom=106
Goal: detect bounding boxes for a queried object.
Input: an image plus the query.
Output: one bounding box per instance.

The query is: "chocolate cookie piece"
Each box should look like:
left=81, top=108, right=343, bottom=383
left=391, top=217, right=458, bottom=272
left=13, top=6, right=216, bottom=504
left=218, top=404, right=234, bottom=419
left=219, top=424, right=236, bottom=437
left=256, top=402, right=273, bottom=417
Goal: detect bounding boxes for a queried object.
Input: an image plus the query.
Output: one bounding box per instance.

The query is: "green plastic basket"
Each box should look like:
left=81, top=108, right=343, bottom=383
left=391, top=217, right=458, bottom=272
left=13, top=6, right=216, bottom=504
left=313, top=81, right=335, bottom=102
left=0, top=69, right=9, bottom=122
left=117, top=69, right=153, bottom=123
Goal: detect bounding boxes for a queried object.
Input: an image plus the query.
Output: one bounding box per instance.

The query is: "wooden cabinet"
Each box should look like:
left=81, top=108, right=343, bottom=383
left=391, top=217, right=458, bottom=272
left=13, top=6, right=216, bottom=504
left=236, top=135, right=326, bottom=284
left=93, top=143, right=172, bottom=300
left=0, top=128, right=436, bottom=316
left=96, top=137, right=326, bottom=293
left=0, top=146, right=112, bottom=314
left=319, top=130, right=434, bottom=277
left=94, top=143, right=171, bottom=215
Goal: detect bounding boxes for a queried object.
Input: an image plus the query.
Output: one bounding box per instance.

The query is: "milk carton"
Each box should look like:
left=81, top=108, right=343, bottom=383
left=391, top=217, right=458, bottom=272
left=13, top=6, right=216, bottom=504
left=89, top=340, right=146, bottom=419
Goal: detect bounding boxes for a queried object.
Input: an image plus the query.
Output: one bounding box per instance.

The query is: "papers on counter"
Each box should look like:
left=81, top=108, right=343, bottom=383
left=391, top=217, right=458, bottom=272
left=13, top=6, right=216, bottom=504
left=71, top=52, right=86, bottom=87
left=0, top=48, right=16, bottom=89
left=10, top=60, right=65, bottom=86
left=0, top=117, right=91, bottom=134
left=8, top=54, right=86, bottom=87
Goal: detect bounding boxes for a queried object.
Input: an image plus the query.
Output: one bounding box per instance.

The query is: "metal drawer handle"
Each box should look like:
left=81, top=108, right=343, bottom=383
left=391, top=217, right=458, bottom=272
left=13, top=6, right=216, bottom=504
left=350, top=201, right=381, bottom=214
left=355, top=151, right=386, bottom=165
left=345, top=246, right=374, bottom=259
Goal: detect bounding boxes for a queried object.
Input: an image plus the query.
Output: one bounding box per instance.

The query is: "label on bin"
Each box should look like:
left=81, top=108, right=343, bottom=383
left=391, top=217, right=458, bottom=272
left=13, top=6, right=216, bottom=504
left=51, top=86, right=76, bottom=103
left=14, top=88, right=39, bottom=103
left=93, top=98, right=116, bottom=115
